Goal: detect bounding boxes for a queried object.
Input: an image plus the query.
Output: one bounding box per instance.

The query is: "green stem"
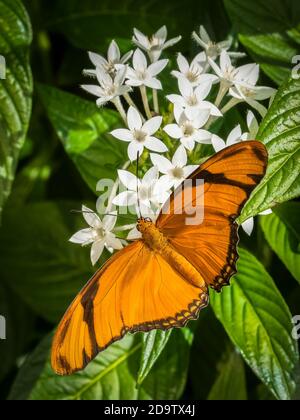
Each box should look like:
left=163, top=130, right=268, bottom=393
left=140, top=86, right=152, bottom=120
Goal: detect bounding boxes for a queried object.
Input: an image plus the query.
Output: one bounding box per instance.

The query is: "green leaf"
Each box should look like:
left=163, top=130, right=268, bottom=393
left=0, top=201, right=96, bottom=323
left=0, top=282, right=35, bottom=382
left=38, top=85, right=127, bottom=193
left=9, top=329, right=191, bottom=400
left=261, top=202, right=300, bottom=284
left=239, top=77, right=300, bottom=222
left=224, top=0, right=300, bottom=84
left=189, top=308, right=231, bottom=400
left=41, top=0, right=208, bottom=51
left=210, top=248, right=299, bottom=400
left=208, top=350, right=247, bottom=400
left=137, top=330, right=172, bottom=386
left=0, top=0, right=33, bottom=220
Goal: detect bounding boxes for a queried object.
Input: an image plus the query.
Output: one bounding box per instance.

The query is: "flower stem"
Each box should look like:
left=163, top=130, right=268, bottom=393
left=123, top=93, right=145, bottom=122
left=140, top=85, right=152, bottom=120
left=221, top=98, right=241, bottom=115
left=152, top=89, right=159, bottom=114
left=112, top=97, right=127, bottom=125
left=215, top=82, right=229, bottom=108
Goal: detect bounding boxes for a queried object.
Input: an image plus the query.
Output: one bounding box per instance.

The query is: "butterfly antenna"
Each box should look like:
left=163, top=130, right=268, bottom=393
left=136, top=152, right=142, bottom=219
left=70, top=209, right=136, bottom=221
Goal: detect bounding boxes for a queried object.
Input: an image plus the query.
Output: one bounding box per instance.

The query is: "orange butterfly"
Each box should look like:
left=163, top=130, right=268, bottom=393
left=52, top=141, right=268, bottom=375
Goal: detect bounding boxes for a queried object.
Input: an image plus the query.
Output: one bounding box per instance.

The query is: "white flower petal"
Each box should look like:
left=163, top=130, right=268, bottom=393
left=237, top=63, right=259, bottom=84
left=133, top=28, right=149, bottom=49
left=220, top=51, right=232, bottom=72
left=183, top=165, right=198, bottom=178
left=227, top=125, right=242, bottom=146
left=172, top=145, right=187, bottom=167
left=127, top=106, right=143, bottom=131
left=145, top=137, right=168, bottom=153
left=177, top=53, right=189, bottom=73
left=142, top=116, right=162, bottom=135
left=155, top=25, right=167, bottom=42
left=108, top=40, right=120, bottom=62
left=193, top=129, right=212, bottom=144
left=178, top=78, right=193, bottom=98
left=121, top=50, right=133, bottom=64
left=110, top=129, right=133, bottom=142
left=181, top=137, right=195, bottom=151
left=163, top=36, right=182, bottom=50
left=143, top=166, right=159, bottom=185
left=150, top=153, right=173, bottom=174
left=166, top=94, right=186, bottom=107
left=81, top=85, right=104, bottom=97
left=118, top=169, right=138, bottom=190
left=164, top=124, right=182, bottom=139
left=133, top=48, right=147, bottom=70
left=148, top=59, right=168, bottom=76
left=106, top=234, right=123, bottom=250
left=113, top=191, right=137, bottom=207
left=242, top=217, right=254, bottom=236
left=246, top=98, right=268, bottom=118
left=88, top=52, right=107, bottom=68
left=91, top=240, right=105, bottom=265
left=69, top=228, right=94, bottom=245
left=128, top=141, right=144, bottom=162
left=212, top=135, right=226, bottom=152
left=82, top=205, right=102, bottom=228
left=195, top=81, right=212, bottom=101
left=144, top=77, right=162, bottom=89
left=103, top=212, right=117, bottom=231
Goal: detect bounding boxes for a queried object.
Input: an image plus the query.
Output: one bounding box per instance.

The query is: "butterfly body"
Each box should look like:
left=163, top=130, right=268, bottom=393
left=52, top=141, right=268, bottom=375
left=138, top=218, right=207, bottom=289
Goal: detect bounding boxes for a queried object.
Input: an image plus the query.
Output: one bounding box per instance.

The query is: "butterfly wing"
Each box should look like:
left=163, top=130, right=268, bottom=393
left=156, top=141, right=268, bottom=292
left=52, top=240, right=208, bottom=375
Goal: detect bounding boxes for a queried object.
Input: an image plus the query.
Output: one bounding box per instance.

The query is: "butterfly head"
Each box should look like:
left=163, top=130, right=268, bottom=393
left=137, top=217, right=154, bottom=233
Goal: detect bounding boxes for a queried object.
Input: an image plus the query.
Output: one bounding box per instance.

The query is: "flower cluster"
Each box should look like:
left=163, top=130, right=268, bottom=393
left=72, top=26, right=275, bottom=265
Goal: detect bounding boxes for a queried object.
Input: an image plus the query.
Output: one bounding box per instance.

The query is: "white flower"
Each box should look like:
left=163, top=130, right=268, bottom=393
left=208, top=51, right=245, bottom=88
left=229, top=81, right=276, bottom=118
left=164, top=105, right=211, bottom=151
left=110, top=106, right=167, bottom=161
left=167, top=78, right=222, bottom=119
left=192, top=26, right=244, bottom=61
left=172, top=53, right=218, bottom=87
left=209, top=52, right=276, bottom=116
left=151, top=145, right=198, bottom=189
left=242, top=210, right=273, bottom=236
left=81, top=65, right=131, bottom=106
left=69, top=206, right=123, bottom=265
left=113, top=167, right=171, bottom=215
left=126, top=49, right=168, bottom=89
left=84, top=40, right=133, bottom=77
left=212, top=125, right=247, bottom=152
left=245, top=110, right=259, bottom=139
left=133, top=26, right=181, bottom=62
